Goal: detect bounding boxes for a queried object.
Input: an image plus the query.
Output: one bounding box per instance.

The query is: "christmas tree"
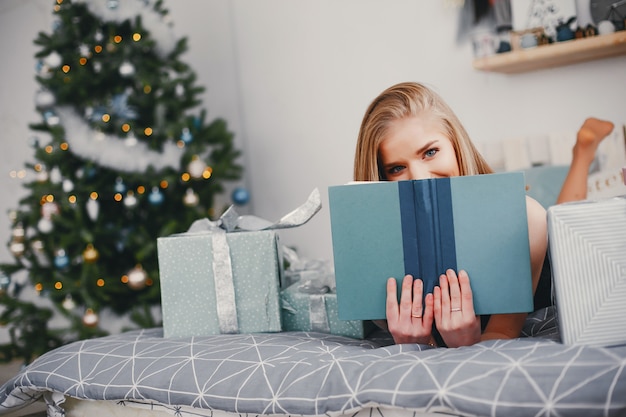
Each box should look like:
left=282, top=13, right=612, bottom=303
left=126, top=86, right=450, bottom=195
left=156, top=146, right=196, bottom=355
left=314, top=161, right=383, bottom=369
left=0, top=0, right=243, bottom=364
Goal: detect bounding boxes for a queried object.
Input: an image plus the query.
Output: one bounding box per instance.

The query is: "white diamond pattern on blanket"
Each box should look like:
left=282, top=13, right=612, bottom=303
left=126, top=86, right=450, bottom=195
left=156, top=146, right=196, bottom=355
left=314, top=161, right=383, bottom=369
left=0, top=307, right=625, bottom=417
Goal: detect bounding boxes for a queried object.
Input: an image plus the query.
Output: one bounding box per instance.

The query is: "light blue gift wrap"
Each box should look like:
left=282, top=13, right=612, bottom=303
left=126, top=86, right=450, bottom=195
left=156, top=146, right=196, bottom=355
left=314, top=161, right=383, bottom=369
left=157, top=189, right=321, bottom=338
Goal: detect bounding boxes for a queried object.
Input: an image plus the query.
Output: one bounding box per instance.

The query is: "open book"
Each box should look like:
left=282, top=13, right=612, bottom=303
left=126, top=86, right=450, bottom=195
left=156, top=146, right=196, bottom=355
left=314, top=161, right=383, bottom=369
left=328, top=172, right=533, bottom=321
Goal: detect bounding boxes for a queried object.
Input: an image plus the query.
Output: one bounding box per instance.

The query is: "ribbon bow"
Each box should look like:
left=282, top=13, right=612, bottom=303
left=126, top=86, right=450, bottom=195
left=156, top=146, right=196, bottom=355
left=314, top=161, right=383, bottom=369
left=186, top=188, right=321, bottom=334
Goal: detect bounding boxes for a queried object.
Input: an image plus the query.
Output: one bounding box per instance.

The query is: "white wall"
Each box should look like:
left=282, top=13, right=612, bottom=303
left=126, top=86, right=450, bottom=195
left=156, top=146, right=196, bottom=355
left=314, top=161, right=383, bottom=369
left=1, top=0, right=625, bottom=274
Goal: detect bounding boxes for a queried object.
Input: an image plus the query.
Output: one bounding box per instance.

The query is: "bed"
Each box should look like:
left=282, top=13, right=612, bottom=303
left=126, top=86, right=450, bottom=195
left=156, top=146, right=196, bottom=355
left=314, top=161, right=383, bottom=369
left=0, top=305, right=625, bottom=417
left=3, top=164, right=626, bottom=417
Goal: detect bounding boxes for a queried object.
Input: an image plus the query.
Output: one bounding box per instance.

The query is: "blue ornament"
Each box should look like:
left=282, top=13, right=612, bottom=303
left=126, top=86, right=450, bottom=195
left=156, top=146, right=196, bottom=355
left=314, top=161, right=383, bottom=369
left=114, top=177, right=126, bottom=193
left=54, top=250, right=70, bottom=269
left=0, top=272, right=10, bottom=291
left=110, top=93, right=138, bottom=120
left=148, top=187, right=164, bottom=205
left=180, top=128, right=193, bottom=143
left=231, top=187, right=250, bottom=206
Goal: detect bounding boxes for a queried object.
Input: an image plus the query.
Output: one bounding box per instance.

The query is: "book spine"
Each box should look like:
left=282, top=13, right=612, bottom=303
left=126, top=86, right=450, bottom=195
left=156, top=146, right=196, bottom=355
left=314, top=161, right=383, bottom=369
left=413, top=180, right=438, bottom=294
left=400, top=179, right=458, bottom=295
left=435, top=178, right=457, bottom=276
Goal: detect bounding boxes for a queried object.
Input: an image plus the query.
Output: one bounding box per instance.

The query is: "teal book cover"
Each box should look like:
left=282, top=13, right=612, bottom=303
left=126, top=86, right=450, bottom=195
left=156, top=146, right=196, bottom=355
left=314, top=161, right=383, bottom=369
left=328, top=172, right=533, bottom=321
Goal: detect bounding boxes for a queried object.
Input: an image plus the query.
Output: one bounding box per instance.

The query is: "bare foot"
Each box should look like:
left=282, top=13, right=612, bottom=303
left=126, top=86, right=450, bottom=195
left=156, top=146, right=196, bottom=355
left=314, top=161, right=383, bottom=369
left=572, top=118, right=615, bottom=166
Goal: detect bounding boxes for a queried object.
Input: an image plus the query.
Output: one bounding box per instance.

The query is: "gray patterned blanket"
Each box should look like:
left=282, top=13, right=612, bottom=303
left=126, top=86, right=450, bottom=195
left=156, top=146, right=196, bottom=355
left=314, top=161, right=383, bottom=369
left=0, top=306, right=625, bottom=417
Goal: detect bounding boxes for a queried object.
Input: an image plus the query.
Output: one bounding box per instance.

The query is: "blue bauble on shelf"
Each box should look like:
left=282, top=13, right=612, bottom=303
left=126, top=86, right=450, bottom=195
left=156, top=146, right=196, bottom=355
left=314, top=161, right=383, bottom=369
left=231, top=187, right=250, bottom=205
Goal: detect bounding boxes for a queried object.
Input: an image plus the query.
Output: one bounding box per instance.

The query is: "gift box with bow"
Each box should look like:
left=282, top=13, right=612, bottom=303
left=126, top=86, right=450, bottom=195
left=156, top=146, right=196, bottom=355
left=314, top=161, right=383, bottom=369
left=157, top=189, right=321, bottom=338
left=280, top=255, right=376, bottom=339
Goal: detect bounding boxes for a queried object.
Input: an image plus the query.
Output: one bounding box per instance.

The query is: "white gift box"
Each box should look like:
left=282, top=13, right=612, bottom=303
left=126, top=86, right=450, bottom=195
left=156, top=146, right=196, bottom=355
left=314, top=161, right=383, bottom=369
left=547, top=197, right=626, bottom=347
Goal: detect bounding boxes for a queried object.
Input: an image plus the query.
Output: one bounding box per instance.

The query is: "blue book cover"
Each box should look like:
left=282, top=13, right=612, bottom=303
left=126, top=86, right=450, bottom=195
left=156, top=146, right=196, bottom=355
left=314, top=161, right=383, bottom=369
left=328, top=172, right=533, bottom=320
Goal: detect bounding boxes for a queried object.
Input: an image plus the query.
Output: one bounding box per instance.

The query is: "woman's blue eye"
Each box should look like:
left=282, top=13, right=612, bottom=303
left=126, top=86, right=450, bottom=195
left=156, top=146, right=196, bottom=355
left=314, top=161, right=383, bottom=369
left=388, top=166, right=403, bottom=175
left=424, top=148, right=438, bottom=158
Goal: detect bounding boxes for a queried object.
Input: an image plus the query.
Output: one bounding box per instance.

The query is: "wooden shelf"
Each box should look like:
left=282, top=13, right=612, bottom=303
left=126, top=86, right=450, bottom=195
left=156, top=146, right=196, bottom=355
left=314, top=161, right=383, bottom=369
left=473, top=31, right=626, bottom=74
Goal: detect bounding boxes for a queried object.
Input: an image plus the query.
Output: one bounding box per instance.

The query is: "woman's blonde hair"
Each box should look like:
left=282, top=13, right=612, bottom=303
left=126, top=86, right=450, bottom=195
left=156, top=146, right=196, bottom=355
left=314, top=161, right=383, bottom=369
left=353, top=82, right=493, bottom=181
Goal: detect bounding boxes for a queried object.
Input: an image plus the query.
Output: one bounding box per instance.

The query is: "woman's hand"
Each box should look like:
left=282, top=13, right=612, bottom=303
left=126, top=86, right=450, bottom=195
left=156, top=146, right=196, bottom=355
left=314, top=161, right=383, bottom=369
left=386, top=275, right=434, bottom=345
left=433, top=269, right=481, bottom=348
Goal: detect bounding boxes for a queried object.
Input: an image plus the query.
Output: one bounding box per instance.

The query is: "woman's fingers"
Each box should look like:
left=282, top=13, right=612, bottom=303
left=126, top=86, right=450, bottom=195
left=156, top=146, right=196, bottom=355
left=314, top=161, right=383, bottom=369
left=457, top=270, right=475, bottom=316
left=447, top=269, right=462, bottom=312
left=411, top=278, right=424, bottom=318
left=386, top=277, right=399, bottom=322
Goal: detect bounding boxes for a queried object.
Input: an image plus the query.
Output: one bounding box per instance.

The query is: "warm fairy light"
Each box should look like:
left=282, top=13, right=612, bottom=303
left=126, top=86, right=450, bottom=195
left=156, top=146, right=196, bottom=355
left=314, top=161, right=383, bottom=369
left=68, top=195, right=77, bottom=204
left=46, top=194, right=54, bottom=203
left=146, top=278, right=153, bottom=286
left=54, top=5, right=61, bottom=12
left=17, top=170, right=25, bottom=178
left=97, top=278, right=105, bottom=287
left=202, top=168, right=213, bottom=179
left=122, top=123, right=130, bottom=132
left=60, top=142, right=69, bottom=150
left=133, top=33, right=141, bottom=41
left=114, top=35, right=122, bottom=43
left=90, top=192, right=98, bottom=200
left=54, top=282, right=63, bottom=290
left=137, top=185, right=145, bottom=194
left=121, top=275, right=129, bottom=284
left=45, top=145, right=54, bottom=153
left=181, top=173, right=190, bottom=182
left=94, top=45, right=103, bottom=53
left=35, top=283, right=43, bottom=292
left=114, top=193, right=123, bottom=202
left=40, top=196, right=47, bottom=205
left=177, top=140, right=185, bottom=148
left=143, top=85, right=151, bottom=94
left=144, top=127, right=153, bottom=136
left=79, top=57, right=87, bottom=65
left=102, top=114, right=111, bottom=123
left=34, top=164, right=43, bottom=172
left=160, top=180, right=168, bottom=189
left=62, top=65, right=70, bottom=73
left=57, top=0, right=63, bottom=4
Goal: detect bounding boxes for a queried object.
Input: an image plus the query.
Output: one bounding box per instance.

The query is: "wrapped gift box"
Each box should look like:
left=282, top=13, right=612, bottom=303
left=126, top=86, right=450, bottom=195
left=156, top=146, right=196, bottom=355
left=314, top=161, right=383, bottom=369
left=280, top=280, right=375, bottom=339
left=547, top=196, right=626, bottom=347
left=157, top=188, right=322, bottom=339
left=157, top=230, right=283, bottom=338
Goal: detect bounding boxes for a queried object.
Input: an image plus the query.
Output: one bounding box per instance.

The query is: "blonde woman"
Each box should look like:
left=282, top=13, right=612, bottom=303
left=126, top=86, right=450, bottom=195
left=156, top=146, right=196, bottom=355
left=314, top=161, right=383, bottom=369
left=353, top=81, right=613, bottom=348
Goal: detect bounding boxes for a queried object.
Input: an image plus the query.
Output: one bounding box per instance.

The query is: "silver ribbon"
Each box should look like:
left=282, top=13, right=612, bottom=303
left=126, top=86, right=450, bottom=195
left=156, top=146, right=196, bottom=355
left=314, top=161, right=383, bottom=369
left=186, top=188, right=322, bottom=334
left=299, top=280, right=331, bottom=333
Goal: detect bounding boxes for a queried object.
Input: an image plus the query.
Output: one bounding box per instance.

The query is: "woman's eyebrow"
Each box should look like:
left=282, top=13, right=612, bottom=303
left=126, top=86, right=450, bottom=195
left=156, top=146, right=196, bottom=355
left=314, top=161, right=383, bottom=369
left=415, top=140, right=438, bottom=155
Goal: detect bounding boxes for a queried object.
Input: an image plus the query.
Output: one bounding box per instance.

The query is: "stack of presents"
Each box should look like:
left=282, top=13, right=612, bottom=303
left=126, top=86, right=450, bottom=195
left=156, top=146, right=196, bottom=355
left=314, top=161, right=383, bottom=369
left=157, top=169, right=626, bottom=349
left=157, top=188, right=375, bottom=341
